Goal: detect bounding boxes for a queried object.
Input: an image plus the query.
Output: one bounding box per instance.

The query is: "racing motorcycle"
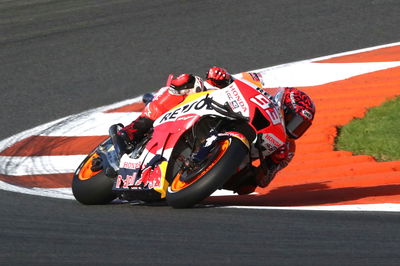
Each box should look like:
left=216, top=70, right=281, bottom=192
left=72, top=73, right=287, bottom=208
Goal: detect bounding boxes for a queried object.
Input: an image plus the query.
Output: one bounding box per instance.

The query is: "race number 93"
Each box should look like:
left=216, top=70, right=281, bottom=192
left=250, top=94, right=281, bottom=125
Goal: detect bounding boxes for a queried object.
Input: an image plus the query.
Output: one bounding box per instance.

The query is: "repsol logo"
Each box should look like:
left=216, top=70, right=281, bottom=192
left=160, top=95, right=212, bottom=122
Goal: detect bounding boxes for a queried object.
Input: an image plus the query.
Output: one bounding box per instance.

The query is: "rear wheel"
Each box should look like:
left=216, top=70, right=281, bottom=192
left=72, top=151, right=116, bottom=205
left=166, top=137, right=248, bottom=208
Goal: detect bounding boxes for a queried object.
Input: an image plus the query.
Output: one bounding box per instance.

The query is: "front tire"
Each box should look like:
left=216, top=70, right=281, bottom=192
left=166, top=138, right=248, bottom=208
left=72, top=152, right=116, bottom=205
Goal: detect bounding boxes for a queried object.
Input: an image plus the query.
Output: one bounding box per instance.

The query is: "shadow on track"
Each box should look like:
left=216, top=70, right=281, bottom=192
left=204, top=183, right=400, bottom=207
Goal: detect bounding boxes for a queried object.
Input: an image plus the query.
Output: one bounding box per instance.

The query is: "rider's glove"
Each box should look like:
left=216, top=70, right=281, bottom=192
left=206, top=66, right=231, bottom=88
left=270, top=144, right=289, bottom=163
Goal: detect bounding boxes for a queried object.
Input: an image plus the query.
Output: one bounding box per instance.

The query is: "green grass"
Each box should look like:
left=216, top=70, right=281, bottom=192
left=335, top=96, right=400, bottom=161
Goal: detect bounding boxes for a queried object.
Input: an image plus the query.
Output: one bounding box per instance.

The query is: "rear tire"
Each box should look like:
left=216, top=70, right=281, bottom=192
left=72, top=152, right=116, bottom=205
left=166, top=138, right=248, bottom=208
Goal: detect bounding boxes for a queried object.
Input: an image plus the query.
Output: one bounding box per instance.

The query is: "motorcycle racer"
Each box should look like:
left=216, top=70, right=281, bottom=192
left=94, top=67, right=315, bottom=192
left=252, top=87, right=315, bottom=190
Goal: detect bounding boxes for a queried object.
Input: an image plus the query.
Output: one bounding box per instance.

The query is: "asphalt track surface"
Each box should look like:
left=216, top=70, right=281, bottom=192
left=1, top=0, right=400, bottom=265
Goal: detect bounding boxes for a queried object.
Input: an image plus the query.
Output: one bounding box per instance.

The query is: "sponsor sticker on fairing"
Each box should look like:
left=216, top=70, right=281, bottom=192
left=266, top=109, right=282, bottom=125
left=225, top=85, right=248, bottom=113
left=116, top=173, right=138, bottom=188
left=260, top=133, right=284, bottom=155
left=158, top=94, right=213, bottom=123
left=122, top=161, right=142, bottom=169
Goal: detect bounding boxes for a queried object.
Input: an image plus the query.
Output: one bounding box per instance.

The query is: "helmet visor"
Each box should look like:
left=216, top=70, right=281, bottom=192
left=285, top=112, right=312, bottom=139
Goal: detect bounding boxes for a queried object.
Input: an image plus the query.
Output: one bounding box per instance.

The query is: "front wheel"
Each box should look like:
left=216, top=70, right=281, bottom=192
left=72, top=151, right=117, bottom=205
left=166, top=138, right=248, bottom=208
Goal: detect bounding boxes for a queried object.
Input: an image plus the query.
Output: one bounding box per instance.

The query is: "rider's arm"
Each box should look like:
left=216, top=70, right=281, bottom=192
left=141, top=87, right=186, bottom=121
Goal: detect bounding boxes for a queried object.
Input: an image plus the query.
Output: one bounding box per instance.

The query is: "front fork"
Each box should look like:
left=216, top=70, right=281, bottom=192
left=191, top=126, right=250, bottom=166
left=190, top=128, right=219, bottom=163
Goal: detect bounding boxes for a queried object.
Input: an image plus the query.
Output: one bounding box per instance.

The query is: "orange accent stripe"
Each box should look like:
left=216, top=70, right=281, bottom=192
left=317, top=45, right=400, bottom=63
left=0, top=136, right=108, bottom=156
left=0, top=173, right=72, bottom=188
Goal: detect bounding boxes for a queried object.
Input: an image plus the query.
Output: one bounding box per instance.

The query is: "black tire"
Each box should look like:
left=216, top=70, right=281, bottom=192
left=72, top=152, right=116, bottom=205
left=166, top=138, right=248, bottom=208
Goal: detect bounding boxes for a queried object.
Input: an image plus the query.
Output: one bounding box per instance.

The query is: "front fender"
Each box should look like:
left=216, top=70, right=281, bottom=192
left=217, top=131, right=250, bottom=150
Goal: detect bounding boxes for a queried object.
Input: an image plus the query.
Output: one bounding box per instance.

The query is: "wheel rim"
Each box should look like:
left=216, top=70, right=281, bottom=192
left=78, top=153, right=102, bottom=181
left=170, top=139, right=230, bottom=192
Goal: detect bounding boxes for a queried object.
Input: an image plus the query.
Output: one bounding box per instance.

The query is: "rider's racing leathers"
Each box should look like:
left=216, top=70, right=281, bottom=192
left=118, top=68, right=311, bottom=192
